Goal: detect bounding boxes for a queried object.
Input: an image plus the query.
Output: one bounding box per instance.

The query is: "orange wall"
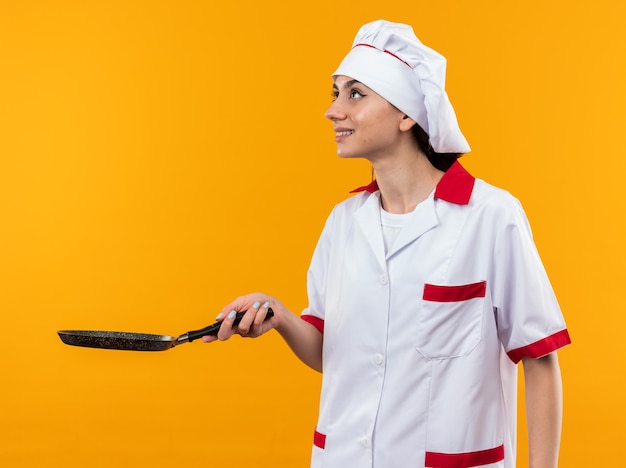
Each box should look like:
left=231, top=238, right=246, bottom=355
left=1, top=1, right=624, bottom=466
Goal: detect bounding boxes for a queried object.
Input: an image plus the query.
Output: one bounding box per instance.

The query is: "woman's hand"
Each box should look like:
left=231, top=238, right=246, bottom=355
left=202, top=292, right=324, bottom=372
left=201, top=293, right=283, bottom=343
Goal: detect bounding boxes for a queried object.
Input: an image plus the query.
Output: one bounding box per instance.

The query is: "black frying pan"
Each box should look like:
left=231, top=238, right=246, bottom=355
left=58, top=309, right=273, bottom=351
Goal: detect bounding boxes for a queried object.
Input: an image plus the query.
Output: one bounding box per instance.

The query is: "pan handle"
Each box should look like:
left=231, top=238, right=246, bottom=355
left=181, top=308, right=275, bottom=343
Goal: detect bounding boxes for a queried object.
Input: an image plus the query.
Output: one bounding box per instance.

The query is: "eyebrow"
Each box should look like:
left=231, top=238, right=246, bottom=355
left=332, top=79, right=362, bottom=91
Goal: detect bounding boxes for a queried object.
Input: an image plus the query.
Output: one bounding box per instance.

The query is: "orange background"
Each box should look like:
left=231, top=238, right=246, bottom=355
left=1, top=1, right=624, bottom=466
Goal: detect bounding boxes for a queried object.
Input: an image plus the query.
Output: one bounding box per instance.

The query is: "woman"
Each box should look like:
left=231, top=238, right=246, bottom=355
left=204, top=20, right=570, bottom=468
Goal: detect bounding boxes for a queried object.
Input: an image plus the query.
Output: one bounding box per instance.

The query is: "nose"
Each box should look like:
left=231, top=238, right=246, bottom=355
left=324, top=100, right=346, bottom=121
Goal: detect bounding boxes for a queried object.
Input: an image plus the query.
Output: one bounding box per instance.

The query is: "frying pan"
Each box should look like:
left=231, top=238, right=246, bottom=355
left=57, top=309, right=274, bottom=351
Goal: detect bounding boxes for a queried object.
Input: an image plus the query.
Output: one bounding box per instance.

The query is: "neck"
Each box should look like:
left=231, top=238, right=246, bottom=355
left=373, top=149, right=444, bottom=214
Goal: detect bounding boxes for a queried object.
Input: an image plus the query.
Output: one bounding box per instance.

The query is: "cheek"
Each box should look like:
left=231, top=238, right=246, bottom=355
left=367, top=110, right=396, bottom=131
left=362, top=120, right=393, bottom=144
left=354, top=107, right=400, bottom=144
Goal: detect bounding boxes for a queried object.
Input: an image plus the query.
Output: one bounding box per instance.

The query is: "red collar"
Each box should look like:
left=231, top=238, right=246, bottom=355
left=349, top=161, right=475, bottom=205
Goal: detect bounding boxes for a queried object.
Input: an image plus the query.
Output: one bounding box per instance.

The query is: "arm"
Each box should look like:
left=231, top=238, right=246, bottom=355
left=274, top=310, right=323, bottom=372
left=522, top=352, right=563, bottom=468
left=204, top=293, right=323, bottom=372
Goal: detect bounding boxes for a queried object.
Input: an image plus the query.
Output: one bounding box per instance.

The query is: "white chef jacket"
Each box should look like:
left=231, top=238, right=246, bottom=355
left=301, top=161, right=570, bottom=468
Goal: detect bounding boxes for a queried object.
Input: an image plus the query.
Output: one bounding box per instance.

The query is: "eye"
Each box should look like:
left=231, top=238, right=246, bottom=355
left=330, top=90, right=339, bottom=102
left=349, top=88, right=365, bottom=99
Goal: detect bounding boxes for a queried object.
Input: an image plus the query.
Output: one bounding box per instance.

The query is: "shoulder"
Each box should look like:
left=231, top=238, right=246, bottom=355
left=471, top=179, right=524, bottom=213
left=465, top=179, right=533, bottom=235
left=330, top=190, right=375, bottom=215
left=317, top=191, right=377, bottom=238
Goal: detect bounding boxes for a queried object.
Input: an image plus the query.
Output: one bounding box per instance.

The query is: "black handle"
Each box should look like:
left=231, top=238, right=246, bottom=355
left=185, top=308, right=274, bottom=342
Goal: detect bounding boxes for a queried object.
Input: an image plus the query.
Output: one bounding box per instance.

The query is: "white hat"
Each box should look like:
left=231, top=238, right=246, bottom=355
left=333, top=20, right=470, bottom=154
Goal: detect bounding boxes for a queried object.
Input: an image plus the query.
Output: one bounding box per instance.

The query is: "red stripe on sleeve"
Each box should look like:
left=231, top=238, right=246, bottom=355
left=313, top=430, right=326, bottom=449
left=425, top=444, right=504, bottom=467
left=301, top=315, right=324, bottom=334
left=423, top=281, right=486, bottom=302
left=507, top=329, right=571, bottom=363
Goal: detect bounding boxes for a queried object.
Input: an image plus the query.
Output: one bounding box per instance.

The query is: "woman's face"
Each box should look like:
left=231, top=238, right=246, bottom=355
left=325, top=75, right=408, bottom=161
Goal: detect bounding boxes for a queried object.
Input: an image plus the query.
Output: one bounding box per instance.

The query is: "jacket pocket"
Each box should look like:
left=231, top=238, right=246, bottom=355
left=416, top=281, right=486, bottom=359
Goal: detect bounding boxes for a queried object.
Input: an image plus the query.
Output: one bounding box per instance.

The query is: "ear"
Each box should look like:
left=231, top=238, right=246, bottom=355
left=399, top=114, right=417, bottom=132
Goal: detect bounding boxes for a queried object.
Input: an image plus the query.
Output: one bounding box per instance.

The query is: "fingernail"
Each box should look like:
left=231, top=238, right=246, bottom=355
left=216, top=312, right=224, bottom=320
left=227, top=310, right=237, bottom=320
left=263, top=301, right=270, bottom=308
left=253, top=301, right=261, bottom=308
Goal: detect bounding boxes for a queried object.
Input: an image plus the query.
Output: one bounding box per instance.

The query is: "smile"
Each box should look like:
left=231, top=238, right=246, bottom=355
left=336, top=131, right=354, bottom=137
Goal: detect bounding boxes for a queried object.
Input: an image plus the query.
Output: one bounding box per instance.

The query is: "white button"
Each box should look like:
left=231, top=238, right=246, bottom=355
left=379, top=275, right=389, bottom=285
left=362, top=437, right=370, bottom=447
left=374, top=354, right=384, bottom=365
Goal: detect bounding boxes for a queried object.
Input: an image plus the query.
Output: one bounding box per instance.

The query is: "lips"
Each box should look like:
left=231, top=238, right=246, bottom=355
left=334, top=127, right=354, bottom=139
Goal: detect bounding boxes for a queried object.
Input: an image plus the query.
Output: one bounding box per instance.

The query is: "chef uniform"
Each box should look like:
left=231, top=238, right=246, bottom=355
left=300, top=20, right=571, bottom=468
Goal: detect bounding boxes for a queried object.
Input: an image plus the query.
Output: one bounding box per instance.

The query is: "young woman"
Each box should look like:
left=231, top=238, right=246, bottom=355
left=204, top=20, right=570, bottom=468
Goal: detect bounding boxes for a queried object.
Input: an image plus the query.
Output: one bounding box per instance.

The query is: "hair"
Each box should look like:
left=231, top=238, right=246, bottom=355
left=411, top=124, right=461, bottom=172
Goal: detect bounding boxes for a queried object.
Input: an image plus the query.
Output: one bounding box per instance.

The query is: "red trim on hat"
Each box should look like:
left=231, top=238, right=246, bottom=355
left=350, top=161, right=475, bottom=205
left=301, top=315, right=324, bottom=334
left=353, top=43, right=412, bottom=68
left=507, top=329, right=571, bottom=364
left=425, top=444, right=504, bottom=467
left=423, top=281, right=486, bottom=302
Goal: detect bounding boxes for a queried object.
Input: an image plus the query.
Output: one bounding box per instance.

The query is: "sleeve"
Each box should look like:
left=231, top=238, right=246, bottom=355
left=300, top=208, right=336, bottom=335
left=491, top=198, right=571, bottom=363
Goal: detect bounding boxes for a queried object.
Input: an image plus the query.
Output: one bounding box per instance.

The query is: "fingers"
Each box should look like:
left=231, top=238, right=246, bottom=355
left=203, top=294, right=275, bottom=342
left=217, top=309, right=241, bottom=341
left=201, top=333, right=219, bottom=343
left=233, top=300, right=273, bottom=338
left=253, top=300, right=272, bottom=329
left=201, top=310, right=229, bottom=343
left=235, top=301, right=262, bottom=336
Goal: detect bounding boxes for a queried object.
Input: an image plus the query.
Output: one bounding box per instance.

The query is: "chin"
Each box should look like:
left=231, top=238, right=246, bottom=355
left=336, top=148, right=360, bottom=159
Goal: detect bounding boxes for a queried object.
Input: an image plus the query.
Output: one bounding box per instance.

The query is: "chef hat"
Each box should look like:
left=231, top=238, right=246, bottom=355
left=333, top=19, right=470, bottom=154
